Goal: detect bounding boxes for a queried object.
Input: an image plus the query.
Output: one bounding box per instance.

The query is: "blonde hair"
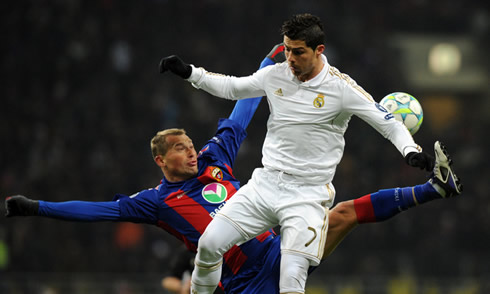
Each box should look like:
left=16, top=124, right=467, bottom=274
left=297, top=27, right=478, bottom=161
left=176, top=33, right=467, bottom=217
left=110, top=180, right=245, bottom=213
left=151, top=128, right=186, bottom=158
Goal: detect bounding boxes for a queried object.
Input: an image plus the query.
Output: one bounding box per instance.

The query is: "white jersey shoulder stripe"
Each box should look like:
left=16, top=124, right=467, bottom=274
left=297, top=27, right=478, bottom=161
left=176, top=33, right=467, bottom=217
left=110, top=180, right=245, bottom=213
left=328, top=66, right=374, bottom=102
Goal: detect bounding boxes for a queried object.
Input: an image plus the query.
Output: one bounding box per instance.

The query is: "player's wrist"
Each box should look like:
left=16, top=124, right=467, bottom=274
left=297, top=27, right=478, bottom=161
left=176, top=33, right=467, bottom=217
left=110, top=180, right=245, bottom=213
left=188, top=65, right=208, bottom=88
left=187, top=65, right=200, bottom=82
left=402, top=145, right=421, bottom=157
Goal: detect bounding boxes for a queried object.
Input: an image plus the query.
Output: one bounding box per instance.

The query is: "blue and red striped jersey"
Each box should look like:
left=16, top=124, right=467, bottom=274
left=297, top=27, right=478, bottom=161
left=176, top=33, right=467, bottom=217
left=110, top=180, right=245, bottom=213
left=114, top=118, right=278, bottom=291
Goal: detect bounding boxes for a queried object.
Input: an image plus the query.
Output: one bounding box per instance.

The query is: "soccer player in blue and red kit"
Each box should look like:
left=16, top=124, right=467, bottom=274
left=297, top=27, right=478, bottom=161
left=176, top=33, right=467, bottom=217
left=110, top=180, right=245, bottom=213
left=5, top=44, right=462, bottom=294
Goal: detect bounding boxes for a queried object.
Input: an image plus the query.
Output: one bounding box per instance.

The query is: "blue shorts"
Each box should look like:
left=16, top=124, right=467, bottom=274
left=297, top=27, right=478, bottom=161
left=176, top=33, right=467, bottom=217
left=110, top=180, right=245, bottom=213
left=226, top=236, right=281, bottom=293
left=225, top=235, right=317, bottom=293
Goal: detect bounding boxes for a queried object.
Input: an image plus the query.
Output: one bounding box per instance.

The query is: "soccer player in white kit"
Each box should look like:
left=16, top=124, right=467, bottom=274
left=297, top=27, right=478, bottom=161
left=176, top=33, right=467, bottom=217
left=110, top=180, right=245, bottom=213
left=160, top=13, right=438, bottom=294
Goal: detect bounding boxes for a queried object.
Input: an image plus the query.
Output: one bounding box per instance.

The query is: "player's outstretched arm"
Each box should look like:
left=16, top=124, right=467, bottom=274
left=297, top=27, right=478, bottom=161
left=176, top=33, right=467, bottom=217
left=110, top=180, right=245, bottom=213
left=158, top=43, right=285, bottom=81
left=228, top=43, right=285, bottom=130
left=5, top=195, right=120, bottom=221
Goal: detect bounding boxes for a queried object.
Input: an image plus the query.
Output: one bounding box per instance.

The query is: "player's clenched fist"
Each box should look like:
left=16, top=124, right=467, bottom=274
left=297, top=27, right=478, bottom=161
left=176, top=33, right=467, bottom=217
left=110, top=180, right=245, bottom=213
left=159, top=55, right=192, bottom=79
left=5, top=195, right=39, bottom=217
left=405, top=151, right=435, bottom=171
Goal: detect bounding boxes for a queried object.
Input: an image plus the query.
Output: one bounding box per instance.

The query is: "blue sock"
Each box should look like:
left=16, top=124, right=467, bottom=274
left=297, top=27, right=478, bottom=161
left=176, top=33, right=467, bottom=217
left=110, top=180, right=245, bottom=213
left=401, top=182, right=441, bottom=208
left=370, top=182, right=441, bottom=221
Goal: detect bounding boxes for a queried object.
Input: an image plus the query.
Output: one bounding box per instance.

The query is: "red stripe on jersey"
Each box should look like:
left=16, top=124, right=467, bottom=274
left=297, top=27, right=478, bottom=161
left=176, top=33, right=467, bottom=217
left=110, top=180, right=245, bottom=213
left=255, top=231, right=272, bottom=243
left=224, top=245, right=247, bottom=274
left=353, top=194, right=377, bottom=223
left=223, top=163, right=234, bottom=178
left=165, top=190, right=212, bottom=235
left=156, top=220, right=197, bottom=252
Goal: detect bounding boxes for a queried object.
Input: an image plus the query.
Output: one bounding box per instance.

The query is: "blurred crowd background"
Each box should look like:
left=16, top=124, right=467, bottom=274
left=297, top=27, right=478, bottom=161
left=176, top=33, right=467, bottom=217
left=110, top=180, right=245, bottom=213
left=1, top=0, right=489, bottom=293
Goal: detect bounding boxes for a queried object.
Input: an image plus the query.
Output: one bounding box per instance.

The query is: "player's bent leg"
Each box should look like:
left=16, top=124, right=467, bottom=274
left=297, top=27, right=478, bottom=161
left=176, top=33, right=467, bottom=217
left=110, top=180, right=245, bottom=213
left=279, top=253, right=310, bottom=294
left=322, top=200, right=359, bottom=259
left=319, top=142, right=463, bottom=263
left=353, top=177, right=459, bottom=225
left=352, top=141, right=463, bottom=225
left=191, top=217, right=244, bottom=294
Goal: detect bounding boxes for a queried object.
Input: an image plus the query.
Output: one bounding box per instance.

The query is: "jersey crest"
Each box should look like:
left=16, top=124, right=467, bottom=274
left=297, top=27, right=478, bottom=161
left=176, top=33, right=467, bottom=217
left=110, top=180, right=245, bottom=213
left=210, top=166, right=223, bottom=181
left=313, top=94, right=325, bottom=108
left=197, top=166, right=225, bottom=185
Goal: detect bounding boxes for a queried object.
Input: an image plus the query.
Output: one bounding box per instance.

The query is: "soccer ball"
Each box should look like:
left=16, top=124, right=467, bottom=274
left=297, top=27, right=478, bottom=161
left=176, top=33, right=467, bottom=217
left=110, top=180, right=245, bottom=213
left=379, top=92, right=423, bottom=135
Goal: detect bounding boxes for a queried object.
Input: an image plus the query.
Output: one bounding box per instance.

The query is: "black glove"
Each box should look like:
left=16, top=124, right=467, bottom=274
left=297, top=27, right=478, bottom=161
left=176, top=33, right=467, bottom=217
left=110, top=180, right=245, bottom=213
left=159, top=55, right=192, bottom=79
left=5, top=195, right=39, bottom=217
left=405, top=152, right=434, bottom=171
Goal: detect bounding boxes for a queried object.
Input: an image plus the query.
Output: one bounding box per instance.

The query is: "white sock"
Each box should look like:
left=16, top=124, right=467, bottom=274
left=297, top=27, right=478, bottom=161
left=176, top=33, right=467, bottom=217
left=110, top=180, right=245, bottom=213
left=190, top=259, right=222, bottom=294
left=279, top=253, right=310, bottom=293
left=190, top=216, right=245, bottom=293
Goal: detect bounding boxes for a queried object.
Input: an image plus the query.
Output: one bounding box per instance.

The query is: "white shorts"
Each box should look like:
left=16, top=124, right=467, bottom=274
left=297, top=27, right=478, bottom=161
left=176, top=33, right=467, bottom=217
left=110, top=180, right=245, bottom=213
left=216, top=168, right=335, bottom=266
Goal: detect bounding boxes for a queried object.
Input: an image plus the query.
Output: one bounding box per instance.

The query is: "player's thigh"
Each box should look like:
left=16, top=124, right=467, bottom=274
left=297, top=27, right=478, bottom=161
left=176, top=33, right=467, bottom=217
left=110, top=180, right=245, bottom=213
left=216, top=181, right=278, bottom=240
left=199, top=216, right=246, bottom=258
left=322, top=200, right=359, bottom=258
left=279, top=184, right=332, bottom=265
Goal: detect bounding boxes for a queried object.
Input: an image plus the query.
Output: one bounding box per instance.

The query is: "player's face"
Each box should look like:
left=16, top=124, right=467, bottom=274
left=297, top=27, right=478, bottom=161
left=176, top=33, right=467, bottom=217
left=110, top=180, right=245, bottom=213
left=160, top=134, right=198, bottom=182
left=283, top=36, right=325, bottom=82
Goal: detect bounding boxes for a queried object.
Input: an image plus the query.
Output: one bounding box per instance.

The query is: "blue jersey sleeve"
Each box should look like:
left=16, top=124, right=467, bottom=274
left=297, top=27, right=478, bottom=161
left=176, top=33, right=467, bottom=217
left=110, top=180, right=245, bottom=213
left=37, top=189, right=161, bottom=224
left=199, top=118, right=246, bottom=168
left=38, top=200, right=120, bottom=221
left=114, top=189, right=160, bottom=224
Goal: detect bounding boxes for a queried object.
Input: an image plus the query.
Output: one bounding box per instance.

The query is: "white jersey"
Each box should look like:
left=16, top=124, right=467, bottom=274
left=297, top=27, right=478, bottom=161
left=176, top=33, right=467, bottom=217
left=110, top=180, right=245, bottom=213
left=188, top=55, right=420, bottom=184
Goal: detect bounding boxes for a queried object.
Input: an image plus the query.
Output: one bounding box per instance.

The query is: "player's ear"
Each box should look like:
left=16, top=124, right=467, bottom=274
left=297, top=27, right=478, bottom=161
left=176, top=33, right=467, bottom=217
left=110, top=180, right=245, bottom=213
left=154, top=155, right=166, bottom=167
left=315, top=44, right=325, bottom=55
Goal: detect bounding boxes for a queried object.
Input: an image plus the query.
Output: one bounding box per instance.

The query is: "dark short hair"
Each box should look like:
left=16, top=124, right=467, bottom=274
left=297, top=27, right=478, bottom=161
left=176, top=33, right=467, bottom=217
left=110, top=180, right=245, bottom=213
left=281, top=13, right=325, bottom=50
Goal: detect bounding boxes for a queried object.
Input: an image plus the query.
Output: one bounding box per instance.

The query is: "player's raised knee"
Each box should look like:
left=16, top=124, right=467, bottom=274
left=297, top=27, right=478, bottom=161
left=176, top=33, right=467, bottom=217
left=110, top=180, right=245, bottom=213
left=197, top=233, right=223, bottom=262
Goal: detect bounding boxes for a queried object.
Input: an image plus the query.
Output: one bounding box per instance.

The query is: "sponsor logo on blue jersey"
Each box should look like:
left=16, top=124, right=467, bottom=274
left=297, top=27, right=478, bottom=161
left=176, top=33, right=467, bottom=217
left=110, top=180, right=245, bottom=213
left=209, top=202, right=227, bottom=218
left=202, top=183, right=227, bottom=204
